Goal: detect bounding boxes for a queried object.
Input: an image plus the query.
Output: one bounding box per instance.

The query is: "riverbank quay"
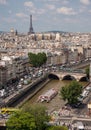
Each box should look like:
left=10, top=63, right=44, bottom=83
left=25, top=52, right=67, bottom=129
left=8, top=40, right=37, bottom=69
left=49, top=110, right=91, bottom=130
left=1, top=74, right=50, bottom=107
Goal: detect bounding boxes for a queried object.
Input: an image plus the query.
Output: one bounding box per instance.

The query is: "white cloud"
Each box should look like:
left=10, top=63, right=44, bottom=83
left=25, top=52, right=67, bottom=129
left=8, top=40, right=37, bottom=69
left=16, top=13, right=28, bottom=18
left=24, top=1, right=34, bottom=7
left=39, top=0, right=60, bottom=1
left=46, top=4, right=55, bottom=10
left=0, top=0, right=7, bottom=5
left=26, top=7, right=45, bottom=15
left=80, top=0, right=90, bottom=5
left=36, top=0, right=69, bottom=3
left=57, top=7, right=77, bottom=15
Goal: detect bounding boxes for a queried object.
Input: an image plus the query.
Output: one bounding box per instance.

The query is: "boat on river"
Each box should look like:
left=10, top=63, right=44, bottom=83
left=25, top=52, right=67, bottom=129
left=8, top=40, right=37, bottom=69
left=37, top=88, right=58, bottom=103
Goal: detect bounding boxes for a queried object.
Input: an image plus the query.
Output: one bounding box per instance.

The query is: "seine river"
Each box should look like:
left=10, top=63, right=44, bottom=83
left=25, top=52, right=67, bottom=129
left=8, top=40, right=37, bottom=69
left=23, top=79, right=88, bottom=113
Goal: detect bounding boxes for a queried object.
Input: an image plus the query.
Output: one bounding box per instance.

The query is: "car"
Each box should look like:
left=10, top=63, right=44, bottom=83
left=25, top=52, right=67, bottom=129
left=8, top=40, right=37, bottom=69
left=78, top=95, right=84, bottom=102
left=71, top=101, right=82, bottom=108
left=85, top=86, right=91, bottom=91
left=81, top=90, right=89, bottom=98
left=17, top=84, right=22, bottom=89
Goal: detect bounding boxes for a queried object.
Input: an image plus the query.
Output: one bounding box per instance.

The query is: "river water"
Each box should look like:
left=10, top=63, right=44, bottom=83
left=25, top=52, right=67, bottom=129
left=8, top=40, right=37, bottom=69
left=23, top=79, right=88, bottom=113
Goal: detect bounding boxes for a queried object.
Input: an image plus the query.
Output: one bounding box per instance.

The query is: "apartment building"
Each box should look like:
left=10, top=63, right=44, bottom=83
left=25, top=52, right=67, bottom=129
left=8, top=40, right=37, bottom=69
left=0, top=55, right=29, bottom=85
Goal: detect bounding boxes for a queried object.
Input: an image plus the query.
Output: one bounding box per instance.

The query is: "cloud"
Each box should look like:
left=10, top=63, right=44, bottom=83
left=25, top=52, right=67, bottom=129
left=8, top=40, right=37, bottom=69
left=38, top=0, right=60, bottom=1
left=57, top=7, right=77, bottom=15
left=80, top=0, right=90, bottom=5
left=24, top=1, right=34, bottom=7
left=36, top=0, right=69, bottom=3
left=46, top=4, right=55, bottom=10
left=16, top=13, right=28, bottom=18
left=0, top=0, right=7, bottom=5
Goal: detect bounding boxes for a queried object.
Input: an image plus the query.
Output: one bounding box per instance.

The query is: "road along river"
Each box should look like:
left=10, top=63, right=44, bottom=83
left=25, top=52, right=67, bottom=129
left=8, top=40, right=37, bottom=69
left=23, top=79, right=88, bottom=113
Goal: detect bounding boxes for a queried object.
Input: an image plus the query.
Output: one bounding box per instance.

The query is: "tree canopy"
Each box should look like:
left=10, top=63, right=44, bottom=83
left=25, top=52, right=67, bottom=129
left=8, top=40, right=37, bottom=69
left=28, top=52, right=47, bottom=67
left=6, top=111, right=36, bottom=130
left=47, top=126, right=68, bottom=130
left=6, top=104, right=50, bottom=130
left=60, top=81, right=83, bottom=105
left=85, top=66, right=90, bottom=79
left=23, top=104, right=50, bottom=130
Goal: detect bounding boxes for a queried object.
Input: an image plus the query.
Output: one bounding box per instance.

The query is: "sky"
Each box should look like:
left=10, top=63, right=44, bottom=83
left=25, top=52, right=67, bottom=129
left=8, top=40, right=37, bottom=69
left=0, top=0, right=91, bottom=33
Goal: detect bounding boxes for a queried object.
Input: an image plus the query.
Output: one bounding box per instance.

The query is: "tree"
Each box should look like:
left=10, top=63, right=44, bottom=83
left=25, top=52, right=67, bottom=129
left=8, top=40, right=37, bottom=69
left=47, top=126, right=68, bottom=130
left=60, top=81, right=83, bottom=105
left=85, top=66, right=89, bottom=79
left=23, top=104, right=50, bottom=130
left=6, top=104, right=50, bottom=130
left=6, top=111, right=36, bottom=130
left=28, top=52, right=47, bottom=67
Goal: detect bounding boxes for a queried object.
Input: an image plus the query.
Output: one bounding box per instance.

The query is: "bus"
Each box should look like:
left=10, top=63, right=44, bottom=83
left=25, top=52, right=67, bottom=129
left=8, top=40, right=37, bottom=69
left=76, top=121, right=84, bottom=130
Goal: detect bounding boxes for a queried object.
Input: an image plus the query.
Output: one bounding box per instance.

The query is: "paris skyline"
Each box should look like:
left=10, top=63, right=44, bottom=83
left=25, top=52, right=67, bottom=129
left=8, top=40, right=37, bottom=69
left=0, top=0, right=91, bottom=33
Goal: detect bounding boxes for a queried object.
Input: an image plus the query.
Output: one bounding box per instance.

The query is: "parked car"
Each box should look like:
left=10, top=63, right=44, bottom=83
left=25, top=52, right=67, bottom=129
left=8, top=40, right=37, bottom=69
left=81, top=90, right=89, bottom=98
left=85, top=86, right=91, bottom=91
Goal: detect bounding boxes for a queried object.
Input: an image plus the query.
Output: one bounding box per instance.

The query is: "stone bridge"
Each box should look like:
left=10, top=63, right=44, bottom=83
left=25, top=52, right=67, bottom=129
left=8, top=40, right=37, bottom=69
left=48, top=71, right=88, bottom=81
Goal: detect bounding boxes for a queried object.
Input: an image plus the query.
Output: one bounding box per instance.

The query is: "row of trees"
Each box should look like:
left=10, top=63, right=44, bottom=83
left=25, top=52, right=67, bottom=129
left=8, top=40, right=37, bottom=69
left=28, top=52, right=47, bottom=67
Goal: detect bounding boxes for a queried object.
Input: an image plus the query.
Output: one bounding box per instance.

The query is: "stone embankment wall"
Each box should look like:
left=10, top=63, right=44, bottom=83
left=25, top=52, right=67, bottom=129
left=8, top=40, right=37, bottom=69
left=6, top=75, right=50, bottom=107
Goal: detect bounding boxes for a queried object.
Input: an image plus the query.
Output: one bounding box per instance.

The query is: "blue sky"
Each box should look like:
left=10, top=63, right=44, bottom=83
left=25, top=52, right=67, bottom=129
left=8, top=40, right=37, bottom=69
left=0, top=0, right=91, bottom=33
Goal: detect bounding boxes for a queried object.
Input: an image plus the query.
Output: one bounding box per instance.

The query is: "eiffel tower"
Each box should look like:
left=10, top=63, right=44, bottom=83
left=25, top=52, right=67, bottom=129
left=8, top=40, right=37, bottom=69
left=28, top=15, right=34, bottom=34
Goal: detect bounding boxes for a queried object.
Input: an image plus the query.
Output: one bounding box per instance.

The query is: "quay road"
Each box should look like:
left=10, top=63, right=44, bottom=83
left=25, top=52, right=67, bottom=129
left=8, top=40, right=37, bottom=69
left=0, top=112, right=91, bottom=129
left=68, top=59, right=91, bottom=70
left=72, top=83, right=91, bottom=117
left=0, top=74, right=50, bottom=107
left=53, top=114, right=91, bottom=130
left=49, top=81, right=91, bottom=130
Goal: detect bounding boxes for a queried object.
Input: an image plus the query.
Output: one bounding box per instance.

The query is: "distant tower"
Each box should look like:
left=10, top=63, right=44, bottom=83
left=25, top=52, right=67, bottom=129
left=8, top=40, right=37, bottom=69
left=28, top=15, right=34, bottom=34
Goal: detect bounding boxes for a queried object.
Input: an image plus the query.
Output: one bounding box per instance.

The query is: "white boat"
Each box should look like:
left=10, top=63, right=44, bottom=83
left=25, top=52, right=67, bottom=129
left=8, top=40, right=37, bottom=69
left=37, top=88, right=58, bottom=103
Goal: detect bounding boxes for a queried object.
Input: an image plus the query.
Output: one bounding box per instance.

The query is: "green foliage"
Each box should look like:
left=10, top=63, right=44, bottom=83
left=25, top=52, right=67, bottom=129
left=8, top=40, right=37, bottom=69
left=28, top=52, right=47, bottom=67
left=6, top=104, right=50, bottom=130
left=60, top=81, right=83, bottom=104
left=23, top=104, right=50, bottom=130
left=6, top=111, right=36, bottom=130
left=85, top=67, right=89, bottom=78
left=47, top=125, right=68, bottom=130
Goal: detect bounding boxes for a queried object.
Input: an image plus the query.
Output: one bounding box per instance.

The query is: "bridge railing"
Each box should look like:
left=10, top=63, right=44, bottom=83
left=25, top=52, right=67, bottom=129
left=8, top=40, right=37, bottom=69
left=59, top=68, right=85, bottom=74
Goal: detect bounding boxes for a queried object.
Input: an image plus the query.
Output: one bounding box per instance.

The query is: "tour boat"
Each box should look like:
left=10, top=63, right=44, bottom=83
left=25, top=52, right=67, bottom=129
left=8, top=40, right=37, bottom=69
left=37, top=88, right=58, bottom=103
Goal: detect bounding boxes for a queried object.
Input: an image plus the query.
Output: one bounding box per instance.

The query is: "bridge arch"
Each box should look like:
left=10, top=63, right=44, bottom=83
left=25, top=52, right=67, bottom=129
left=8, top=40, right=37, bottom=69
left=79, top=76, right=88, bottom=82
left=48, top=73, right=59, bottom=80
left=62, top=75, right=76, bottom=80
left=48, top=72, right=87, bottom=81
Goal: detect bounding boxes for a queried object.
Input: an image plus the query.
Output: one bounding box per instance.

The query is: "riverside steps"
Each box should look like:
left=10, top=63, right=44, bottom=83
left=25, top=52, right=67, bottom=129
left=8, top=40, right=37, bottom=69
left=2, top=74, right=50, bottom=107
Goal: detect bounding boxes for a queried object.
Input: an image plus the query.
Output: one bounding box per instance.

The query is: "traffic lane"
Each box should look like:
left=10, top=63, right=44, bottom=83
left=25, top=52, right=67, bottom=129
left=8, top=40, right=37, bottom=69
left=73, top=91, right=91, bottom=115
